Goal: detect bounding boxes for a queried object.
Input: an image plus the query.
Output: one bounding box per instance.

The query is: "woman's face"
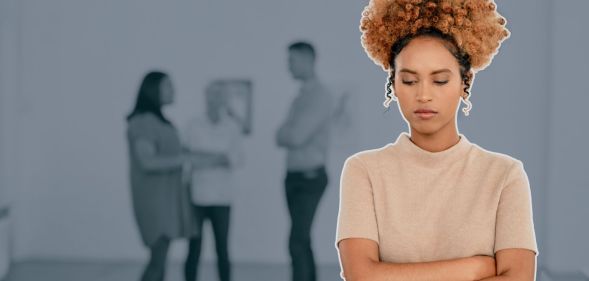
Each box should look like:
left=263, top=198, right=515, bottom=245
left=393, top=36, right=464, bottom=136
left=159, top=77, right=175, bottom=105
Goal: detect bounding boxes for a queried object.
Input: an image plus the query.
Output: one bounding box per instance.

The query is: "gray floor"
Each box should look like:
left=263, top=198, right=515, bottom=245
left=541, top=270, right=589, bottom=281
left=4, top=261, right=588, bottom=281
left=3, top=260, right=342, bottom=281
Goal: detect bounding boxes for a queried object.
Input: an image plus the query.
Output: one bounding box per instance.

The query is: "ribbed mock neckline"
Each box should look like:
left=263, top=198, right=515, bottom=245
left=391, top=131, right=472, bottom=168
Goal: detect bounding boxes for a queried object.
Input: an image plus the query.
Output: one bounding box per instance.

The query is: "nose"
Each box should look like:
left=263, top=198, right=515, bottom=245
left=416, top=83, right=432, bottom=102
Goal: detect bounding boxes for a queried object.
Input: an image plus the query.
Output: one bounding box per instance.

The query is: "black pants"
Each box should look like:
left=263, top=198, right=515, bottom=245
left=184, top=205, right=231, bottom=281
left=285, top=166, right=328, bottom=281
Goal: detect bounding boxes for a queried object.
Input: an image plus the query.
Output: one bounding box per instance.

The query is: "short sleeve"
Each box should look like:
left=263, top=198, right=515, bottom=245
left=335, top=155, right=379, bottom=248
left=127, top=114, right=157, bottom=142
left=494, top=160, right=538, bottom=256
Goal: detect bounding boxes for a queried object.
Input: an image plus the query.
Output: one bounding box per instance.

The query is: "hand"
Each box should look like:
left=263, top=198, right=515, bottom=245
left=180, top=154, right=191, bottom=166
left=180, top=155, right=193, bottom=185
left=216, top=154, right=230, bottom=168
left=470, top=255, right=496, bottom=281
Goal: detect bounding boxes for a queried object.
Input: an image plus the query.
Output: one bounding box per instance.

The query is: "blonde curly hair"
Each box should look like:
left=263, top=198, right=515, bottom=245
left=360, top=0, right=510, bottom=115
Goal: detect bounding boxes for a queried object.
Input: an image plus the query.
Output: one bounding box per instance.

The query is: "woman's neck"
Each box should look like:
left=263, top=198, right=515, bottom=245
left=409, top=126, right=461, bottom=153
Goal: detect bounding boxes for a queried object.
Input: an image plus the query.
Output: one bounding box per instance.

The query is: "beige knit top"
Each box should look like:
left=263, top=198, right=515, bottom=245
left=335, top=132, right=538, bottom=263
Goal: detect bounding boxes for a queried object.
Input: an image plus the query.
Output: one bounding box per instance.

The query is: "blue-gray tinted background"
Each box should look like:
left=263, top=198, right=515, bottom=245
left=0, top=0, right=587, bottom=280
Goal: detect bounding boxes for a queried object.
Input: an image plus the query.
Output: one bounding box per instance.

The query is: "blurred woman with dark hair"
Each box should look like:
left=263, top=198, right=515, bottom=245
left=126, top=71, right=227, bottom=281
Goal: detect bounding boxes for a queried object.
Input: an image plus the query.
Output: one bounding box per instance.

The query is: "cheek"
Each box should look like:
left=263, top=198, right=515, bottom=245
left=164, top=90, right=174, bottom=101
left=441, top=82, right=462, bottom=101
left=393, top=83, right=412, bottom=97
left=393, top=85, right=416, bottom=108
left=394, top=92, right=415, bottom=117
left=438, top=87, right=462, bottom=115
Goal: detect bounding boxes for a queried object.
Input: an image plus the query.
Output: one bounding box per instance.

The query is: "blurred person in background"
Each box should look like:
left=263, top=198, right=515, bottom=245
left=276, top=41, right=334, bottom=281
left=126, top=71, right=224, bottom=281
left=182, top=80, right=249, bottom=281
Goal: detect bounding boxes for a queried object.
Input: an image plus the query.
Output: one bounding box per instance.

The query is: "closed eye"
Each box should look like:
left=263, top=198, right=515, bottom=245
left=434, top=80, right=448, bottom=85
left=402, top=80, right=417, bottom=85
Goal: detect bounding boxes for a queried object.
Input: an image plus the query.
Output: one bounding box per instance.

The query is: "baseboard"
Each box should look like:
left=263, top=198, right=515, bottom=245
left=581, top=267, right=589, bottom=280
left=541, top=266, right=589, bottom=281
left=0, top=207, right=11, bottom=281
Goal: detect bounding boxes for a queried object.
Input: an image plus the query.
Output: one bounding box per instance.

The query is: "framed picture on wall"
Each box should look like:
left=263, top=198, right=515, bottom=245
left=207, top=79, right=253, bottom=135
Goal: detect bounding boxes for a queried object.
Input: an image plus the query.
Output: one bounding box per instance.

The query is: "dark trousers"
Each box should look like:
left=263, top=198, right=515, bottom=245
left=184, top=205, right=231, bottom=281
left=285, top=166, right=328, bottom=281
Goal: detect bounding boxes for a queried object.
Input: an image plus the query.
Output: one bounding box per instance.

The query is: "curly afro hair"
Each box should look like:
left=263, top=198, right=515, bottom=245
left=360, top=0, right=510, bottom=73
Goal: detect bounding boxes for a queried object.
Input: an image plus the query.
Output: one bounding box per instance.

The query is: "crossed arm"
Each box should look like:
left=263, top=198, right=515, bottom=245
left=276, top=93, right=332, bottom=148
left=338, top=238, right=536, bottom=281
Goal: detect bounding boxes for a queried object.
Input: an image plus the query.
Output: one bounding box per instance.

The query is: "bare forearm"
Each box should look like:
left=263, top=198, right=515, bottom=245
left=478, top=272, right=530, bottom=281
left=366, top=257, right=481, bottom=281
left=477, top=276, right=508, bottom=281
left=476, top=249, right=537, bottom=281
left=188, top=151, right=229, bottom=169
left=139, top=155, right=183, bottom=172
left=339, top=240, right=496, bottom=281
left=134, top=139, right=184, bottom=172
left=276, top=125, right=294, bottom=148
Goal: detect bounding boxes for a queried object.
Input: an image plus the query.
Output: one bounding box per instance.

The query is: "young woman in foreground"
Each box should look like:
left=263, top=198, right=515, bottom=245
left=336, top=1, right=538, bottom=280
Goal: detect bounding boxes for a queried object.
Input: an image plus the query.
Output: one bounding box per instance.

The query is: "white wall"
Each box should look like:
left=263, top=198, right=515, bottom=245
left=0, top=0, right=23, bottom=261
left=6, top=0, right=585, bottom=272
left=546, top=0, right=589, bottom=273
left=9, top=0, right=387, bottom=264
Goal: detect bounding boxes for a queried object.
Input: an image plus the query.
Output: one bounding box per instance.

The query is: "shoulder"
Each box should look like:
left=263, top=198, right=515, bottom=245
left=468, top=142, right=526, bottom=183
left=127, top=112, right=161, bottom=135
left=343, top=144, right=394, bottom=171
left=316, top=83, right=335, bottom=103
left=128, top=112, right=160, bottom=127
left=354, top=144, right=391, bottom=159
left=472, top=143, right=522, bottom=166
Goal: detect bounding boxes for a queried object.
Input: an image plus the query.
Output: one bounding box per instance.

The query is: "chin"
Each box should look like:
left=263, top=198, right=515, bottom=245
left=410, top=122, right=441, bottom=136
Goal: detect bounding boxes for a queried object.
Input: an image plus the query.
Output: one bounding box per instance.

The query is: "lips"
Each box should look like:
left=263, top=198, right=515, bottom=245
left=414, top=109, right=438, bottom=113
left=414, top=108, right=438, bottom=120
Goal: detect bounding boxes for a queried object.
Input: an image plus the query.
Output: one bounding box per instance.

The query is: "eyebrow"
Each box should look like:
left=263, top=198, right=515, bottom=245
left=399, top=68, right=452, bottom=75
